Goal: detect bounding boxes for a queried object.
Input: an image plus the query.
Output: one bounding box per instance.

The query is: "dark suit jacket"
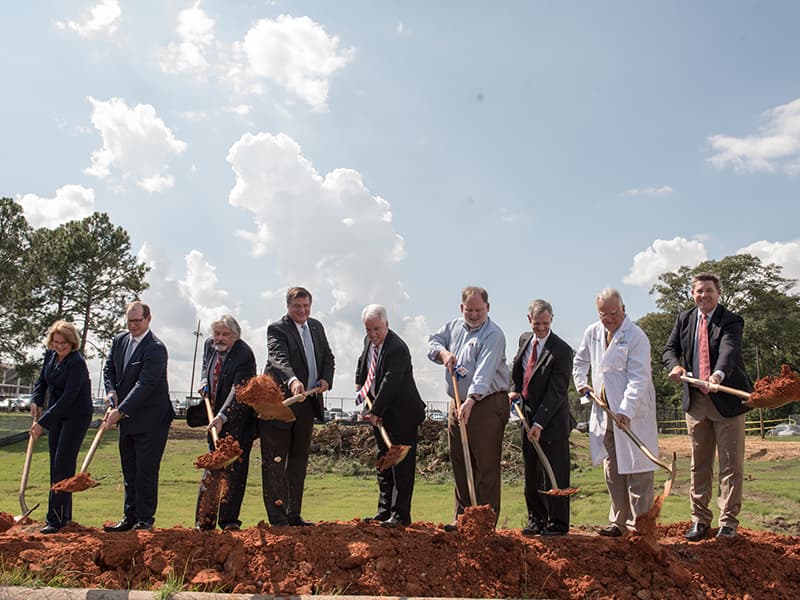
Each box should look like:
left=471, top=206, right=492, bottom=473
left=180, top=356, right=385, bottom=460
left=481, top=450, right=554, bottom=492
left=355, top=329, right=426, bottom=435
left=509, top=331, right=574, bottom=441
left=32, top=349, right=93, bottom=430
left=104, top=330, right=174, bottom=434
left=663, top=304, right=751, bottom=418
left=265, top=315, right=335, bottom=422
left=186, top=337, right=257, bottom=427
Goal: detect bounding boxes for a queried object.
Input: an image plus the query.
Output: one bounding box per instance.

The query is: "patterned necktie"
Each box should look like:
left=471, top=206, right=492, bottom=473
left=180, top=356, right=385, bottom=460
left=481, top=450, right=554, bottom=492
left=521, top=339, right=538, bottom=400
left=210, top=353, right=223, bottom=401
left=698, top=314, right=711, bottom=381
left=356, top=345, right=380, bottom=405
left=301, top=323, right=318, bottom=389
left=123, top=336, right=137, bottom=369
left=601, top=330, right=612, bottom=403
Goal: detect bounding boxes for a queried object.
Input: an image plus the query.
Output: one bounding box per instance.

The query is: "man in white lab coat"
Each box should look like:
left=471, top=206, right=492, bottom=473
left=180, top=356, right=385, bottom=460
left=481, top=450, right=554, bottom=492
left=573, top=288, right=658, bottom=537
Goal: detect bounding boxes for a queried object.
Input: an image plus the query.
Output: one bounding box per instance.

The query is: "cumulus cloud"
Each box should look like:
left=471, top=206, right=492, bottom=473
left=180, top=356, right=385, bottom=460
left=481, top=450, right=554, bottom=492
left=707, top=97, right=800, bottom=175
left=231, top=15, right=354, bottom=111
left=738, top=240, right=800, bottom=291
left=623, top=185, right=673, bottom=197
left=17, top=185, right=95, bottom=228
left=55, top=0, right=121, bottom=37
left=159, top=2, right=216, bottom=78
left=84, top=97, right=187, bottom=192
left=624, top=237, right=708, bottom=288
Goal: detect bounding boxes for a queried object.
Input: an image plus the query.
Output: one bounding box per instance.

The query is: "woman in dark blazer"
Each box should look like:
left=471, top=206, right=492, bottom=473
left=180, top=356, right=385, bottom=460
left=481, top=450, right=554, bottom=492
left=30, top=320, right=93, bottom=534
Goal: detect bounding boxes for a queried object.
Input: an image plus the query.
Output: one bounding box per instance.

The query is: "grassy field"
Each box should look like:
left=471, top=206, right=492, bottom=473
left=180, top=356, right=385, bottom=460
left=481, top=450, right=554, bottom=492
left=1, top=419, right=798, bottom=532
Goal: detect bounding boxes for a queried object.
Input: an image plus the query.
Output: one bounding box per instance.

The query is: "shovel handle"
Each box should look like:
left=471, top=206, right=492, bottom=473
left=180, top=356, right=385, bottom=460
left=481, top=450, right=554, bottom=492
left=363, top=396, right=396, bottom=449
left=679, top=375, right=751, bottom=400
left=511, top=401, right=561, bottom=492
left=80, top=408, right=112, bottom=473
left=451, top=372, right=478, bottom=506
left=18, top=434, right=36, bottom=515
left=284, top=386, right=323, bottom=407
left=203, top=394, right=220, bottom=447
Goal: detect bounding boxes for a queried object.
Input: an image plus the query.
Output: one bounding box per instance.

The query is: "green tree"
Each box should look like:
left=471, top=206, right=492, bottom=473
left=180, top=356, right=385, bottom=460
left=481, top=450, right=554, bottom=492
left=640, top=253, right=800, bottom=419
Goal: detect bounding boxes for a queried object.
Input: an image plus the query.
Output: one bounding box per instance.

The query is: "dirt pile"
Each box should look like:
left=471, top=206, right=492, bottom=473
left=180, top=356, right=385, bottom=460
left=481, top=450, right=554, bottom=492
left=1, top=515, right=798, bottom=598
left=749, top=364, right=800, bottom=408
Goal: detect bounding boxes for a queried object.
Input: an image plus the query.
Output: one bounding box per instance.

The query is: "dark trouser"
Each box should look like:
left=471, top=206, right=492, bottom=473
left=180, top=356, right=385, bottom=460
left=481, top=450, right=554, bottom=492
left=119, top=423, right=170, bottom=525
left=47, top=413, right=92, bottom=527
left=448, top=391, right=509, bottom=523
left=258, top=400, right=315, bottom=524
left=195, top=415, right=255, bottom=529
left=374, top=422, right=418, bottom=521
left=521, top=431, right=570, bottom=531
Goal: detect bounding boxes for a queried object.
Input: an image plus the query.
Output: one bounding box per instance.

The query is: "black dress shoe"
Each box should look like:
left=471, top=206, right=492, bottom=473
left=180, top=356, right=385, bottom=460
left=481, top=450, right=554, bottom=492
left=716, top=525, right=737, bottom=538
left=288, top=516, right=313, bottom=526
left=542, top=525, right=568, bottom=536
left=104, top=518, right=134, bottom=532
left=132, top=520, right=153, bottom=531
left=40, top=524, right=60, bottom=534
left=222, top=523, right=241, bottom=532
left=684, top=522, right=710, bottom=542
left=522, top=521, right=543, bottom=536
left=363, top=512, right=391, bottom=523
left=381, top=515, right=411, bottom=528
left=598, top=525, right=623, bottom=537
left=443, top=522, right=458, bottom=532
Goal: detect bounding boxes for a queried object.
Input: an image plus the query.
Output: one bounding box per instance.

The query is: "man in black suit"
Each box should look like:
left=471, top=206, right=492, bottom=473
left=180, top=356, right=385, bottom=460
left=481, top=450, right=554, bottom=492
left=509, top=299, right=574, bottom=536
left=357, top=304, right=426, bottom=528
left=261, top=286, right=335, bottom=526
left=187, top=314, right=257, bottom=531
left=663, top=272, right=751, bottom=541
left=103, top=301, right=173, bottom=531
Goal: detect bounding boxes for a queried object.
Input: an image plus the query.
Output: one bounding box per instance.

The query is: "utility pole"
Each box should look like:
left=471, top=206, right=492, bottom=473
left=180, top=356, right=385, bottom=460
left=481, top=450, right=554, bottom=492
left=189, top=320, right=202, bottom=404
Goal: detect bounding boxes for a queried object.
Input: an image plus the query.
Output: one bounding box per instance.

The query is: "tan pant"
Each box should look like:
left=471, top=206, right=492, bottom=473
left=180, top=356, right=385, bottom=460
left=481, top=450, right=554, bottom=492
left=448, top=391, right=509, bottom=523
left=603, top=426, right=654, bottom=531
left=686, top=390, right=745, bottom=528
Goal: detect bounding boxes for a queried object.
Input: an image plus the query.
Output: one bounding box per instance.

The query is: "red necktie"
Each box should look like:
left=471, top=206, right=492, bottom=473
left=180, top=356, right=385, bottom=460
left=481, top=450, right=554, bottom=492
left=357, top=345, right=379, bottom=405
left=211, top=354, right=222, bottom=402
left=521, top=339, right=538, bottom=400
left=698, top=314, right=711, bottom=381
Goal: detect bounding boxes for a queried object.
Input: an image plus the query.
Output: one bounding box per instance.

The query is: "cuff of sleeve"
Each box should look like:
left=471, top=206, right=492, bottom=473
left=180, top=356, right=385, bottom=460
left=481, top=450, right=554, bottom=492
left=713, top=370, right=725, bottom=383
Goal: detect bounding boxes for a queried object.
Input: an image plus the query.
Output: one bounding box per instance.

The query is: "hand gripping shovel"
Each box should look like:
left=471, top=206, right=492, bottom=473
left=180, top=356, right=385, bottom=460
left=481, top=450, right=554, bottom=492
left=451, top=372, right=478, bottom=506
left=363, top=396, right=410, bottom=471
left=15, top=434, right=40, bottom=522
left=584, top=391, right=676, bottom=497
left=193, top=393, right=242, bottom=471
left=51, top=408, right=112, bottom=493
left=511, top=401, right=579, bottom=496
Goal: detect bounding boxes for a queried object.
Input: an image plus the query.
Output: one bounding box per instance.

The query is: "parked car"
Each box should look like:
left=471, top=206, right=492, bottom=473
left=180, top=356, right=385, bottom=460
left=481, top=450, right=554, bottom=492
left=92, top=397, right=108, bottom=413
left=767, top=423, right=800, bottom=437
left=426, top=408, right=446, bottom=422
left=10, top=394, right=32, bottom=412
left=329, top=408, right=345, bottom=421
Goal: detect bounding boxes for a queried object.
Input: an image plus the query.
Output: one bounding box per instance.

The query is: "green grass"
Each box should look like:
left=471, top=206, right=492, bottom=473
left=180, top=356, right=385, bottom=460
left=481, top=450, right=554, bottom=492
left=1, top=421, right=797, bottom=532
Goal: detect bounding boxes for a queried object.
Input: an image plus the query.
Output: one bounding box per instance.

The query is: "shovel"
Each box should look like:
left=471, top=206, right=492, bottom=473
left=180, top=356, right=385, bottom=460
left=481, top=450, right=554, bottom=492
left=584, top=391, right=676, bottom=497
left=363, top=396, right=410, bottom=471
left=15, top=434, right=40, bottom=523
left=194, top=393, right=242, bottom=471
left=511, top=401, right=579, bottom=496
left=51, top=408, right=112, bottom=493
left=679, top=375, right=751, bottom=400
left=451, top=372, right=478, bottom=506
left=236, top=373, right=321, bottom=422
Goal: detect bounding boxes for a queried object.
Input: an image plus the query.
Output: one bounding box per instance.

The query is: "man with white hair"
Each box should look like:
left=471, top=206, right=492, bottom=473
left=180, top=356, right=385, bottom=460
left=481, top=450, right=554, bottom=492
left=573, top=289, right=658, bottom=537
left=357, top=304, right=426, bottom=528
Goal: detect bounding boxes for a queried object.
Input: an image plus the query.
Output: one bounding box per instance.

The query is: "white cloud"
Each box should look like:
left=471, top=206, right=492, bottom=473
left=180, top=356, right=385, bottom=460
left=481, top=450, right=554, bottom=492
left=397, top=22, right=405, bottom=34
left=17, top=185, right=95, bottom=228
left=55, top=0, right=121, bottom=37
left=159, top=3, right=216, bottom=78
left=84, top=97, right=187, bottom=192
left=231, top=15, right=354, bottom=111
left=224, top=104, right=253, bottom=116
left=623, top=185, right=673, bottom=197
left=707, top=97, right=800, bottom=175
left=624, top=237, right=708, bottom=288
left=737, top=240, right=800, bottom=291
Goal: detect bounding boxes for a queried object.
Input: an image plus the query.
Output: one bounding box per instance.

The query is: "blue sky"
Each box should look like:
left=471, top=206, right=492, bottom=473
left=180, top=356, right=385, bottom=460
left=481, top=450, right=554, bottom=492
left=3, top=1, right=799, bottom=406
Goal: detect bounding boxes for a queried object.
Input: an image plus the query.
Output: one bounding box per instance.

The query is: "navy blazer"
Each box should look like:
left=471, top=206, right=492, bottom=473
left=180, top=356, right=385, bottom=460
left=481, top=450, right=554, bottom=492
left=32, top=349, right=93, bottom=431
left=265, top=315, right=335, bottom=422
left=104, top=330, right=174, bottom=434
left=355, top=329, right=426, bottom=435
left=663, top=304, right=751, bottom=418
left=510, top=331, right=574, bottom=441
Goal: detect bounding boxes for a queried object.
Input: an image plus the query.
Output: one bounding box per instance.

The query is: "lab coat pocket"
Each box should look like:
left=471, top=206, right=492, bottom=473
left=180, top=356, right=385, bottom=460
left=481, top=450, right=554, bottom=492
left=606, top=345, right=628, bottom=371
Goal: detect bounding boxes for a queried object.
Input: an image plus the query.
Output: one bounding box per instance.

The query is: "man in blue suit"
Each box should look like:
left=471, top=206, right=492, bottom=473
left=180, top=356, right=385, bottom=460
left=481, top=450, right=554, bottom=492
left=103, top=301, right=174, bottom=531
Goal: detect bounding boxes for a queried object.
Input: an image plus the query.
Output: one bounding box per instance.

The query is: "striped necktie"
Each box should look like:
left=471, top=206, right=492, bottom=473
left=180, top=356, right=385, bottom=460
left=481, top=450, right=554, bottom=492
left=356, top=345, right=380, bottom=405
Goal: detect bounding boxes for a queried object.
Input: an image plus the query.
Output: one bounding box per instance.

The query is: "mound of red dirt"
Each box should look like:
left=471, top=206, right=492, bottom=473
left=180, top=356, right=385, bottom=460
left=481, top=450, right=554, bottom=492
left=1, top=511, right=798, bottom=598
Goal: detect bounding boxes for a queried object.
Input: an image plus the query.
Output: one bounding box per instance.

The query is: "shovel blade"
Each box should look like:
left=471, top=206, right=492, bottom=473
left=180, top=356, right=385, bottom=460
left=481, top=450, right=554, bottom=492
left=13, top=503, right=39, bottom=523
left=255, top=403, right=296, bottom=423
left=376, top=444, right=411, bottom=471
left=662, top=452, right=677, bottom=498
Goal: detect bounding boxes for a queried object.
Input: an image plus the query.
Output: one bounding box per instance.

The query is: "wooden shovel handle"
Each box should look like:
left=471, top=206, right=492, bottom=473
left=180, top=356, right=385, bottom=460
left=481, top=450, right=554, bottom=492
left=18, top=434, right=36, bottom=515
left=511, top=401, right=561, bottom=492
left=203, top=394, right=220, bottom=447
left=451, top=372, right=478, bottom=506
left=363, top=396, right=395, bottom=449
left=679, top=375, right=751, bottom=400
left=284, top=386, right=323, bottom=407
left=79, top=407, right=112, bottom=473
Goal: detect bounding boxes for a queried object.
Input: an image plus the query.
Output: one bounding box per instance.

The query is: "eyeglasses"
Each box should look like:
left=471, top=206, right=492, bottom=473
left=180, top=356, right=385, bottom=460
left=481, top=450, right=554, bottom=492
left=52, top=340, right=71, bottom=347
left=127, top=317, right=147, bottom=325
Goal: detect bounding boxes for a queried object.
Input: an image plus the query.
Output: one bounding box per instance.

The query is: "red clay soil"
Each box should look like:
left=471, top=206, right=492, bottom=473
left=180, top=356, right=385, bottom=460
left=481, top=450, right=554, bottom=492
left=749, top=364, right=800, bottom=409
left=1, top=509, right=798, bottom=598
left=193, top=435, right=242, bottom=470
left=51, top=471, right=99, bottom=493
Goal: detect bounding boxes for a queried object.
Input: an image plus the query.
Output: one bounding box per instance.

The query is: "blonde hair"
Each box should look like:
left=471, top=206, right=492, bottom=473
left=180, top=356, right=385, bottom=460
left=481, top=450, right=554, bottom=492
left=44, top=320, right=80, bottom=351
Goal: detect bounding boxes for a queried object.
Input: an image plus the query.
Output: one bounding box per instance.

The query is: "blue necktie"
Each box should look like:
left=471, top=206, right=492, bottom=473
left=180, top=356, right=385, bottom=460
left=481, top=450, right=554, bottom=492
left=123, top=336, right=137, bottom=369
left=301, top=323, right=318, bottom=389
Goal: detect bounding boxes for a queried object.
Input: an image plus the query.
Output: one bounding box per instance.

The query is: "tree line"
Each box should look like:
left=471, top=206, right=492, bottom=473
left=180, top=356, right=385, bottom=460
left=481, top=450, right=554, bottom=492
left=0, top=197, right=148, bottom=380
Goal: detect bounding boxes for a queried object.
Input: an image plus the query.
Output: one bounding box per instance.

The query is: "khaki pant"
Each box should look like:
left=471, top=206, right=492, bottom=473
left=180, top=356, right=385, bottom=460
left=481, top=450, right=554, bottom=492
left=686, top=390, right=745, bottom=528
left=448, top=391, right=509, bottom=523
left=603, top=426, right=654, bottom=531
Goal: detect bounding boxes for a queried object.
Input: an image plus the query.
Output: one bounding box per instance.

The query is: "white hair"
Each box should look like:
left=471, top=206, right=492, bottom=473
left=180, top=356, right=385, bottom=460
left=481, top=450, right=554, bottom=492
left=596, top=288, right=624, bottom=305
left=361, top=304, right=388, bottom=323
left=211, top=314, right=241, bottom=338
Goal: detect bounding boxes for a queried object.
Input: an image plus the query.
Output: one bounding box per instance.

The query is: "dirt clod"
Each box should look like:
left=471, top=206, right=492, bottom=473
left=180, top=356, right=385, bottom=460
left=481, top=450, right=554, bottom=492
left=51, top=472, right=99, bottom=493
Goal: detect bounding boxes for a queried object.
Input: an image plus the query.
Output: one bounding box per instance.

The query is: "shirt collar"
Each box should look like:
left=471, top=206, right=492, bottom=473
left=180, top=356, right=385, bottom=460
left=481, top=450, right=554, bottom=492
left=130, top=329, right=149, bottom=344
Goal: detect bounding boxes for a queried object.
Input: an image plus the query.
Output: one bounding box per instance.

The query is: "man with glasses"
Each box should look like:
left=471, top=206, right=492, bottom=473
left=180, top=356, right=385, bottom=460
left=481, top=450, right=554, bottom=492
left=103, top=301, right=173, bottom=531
